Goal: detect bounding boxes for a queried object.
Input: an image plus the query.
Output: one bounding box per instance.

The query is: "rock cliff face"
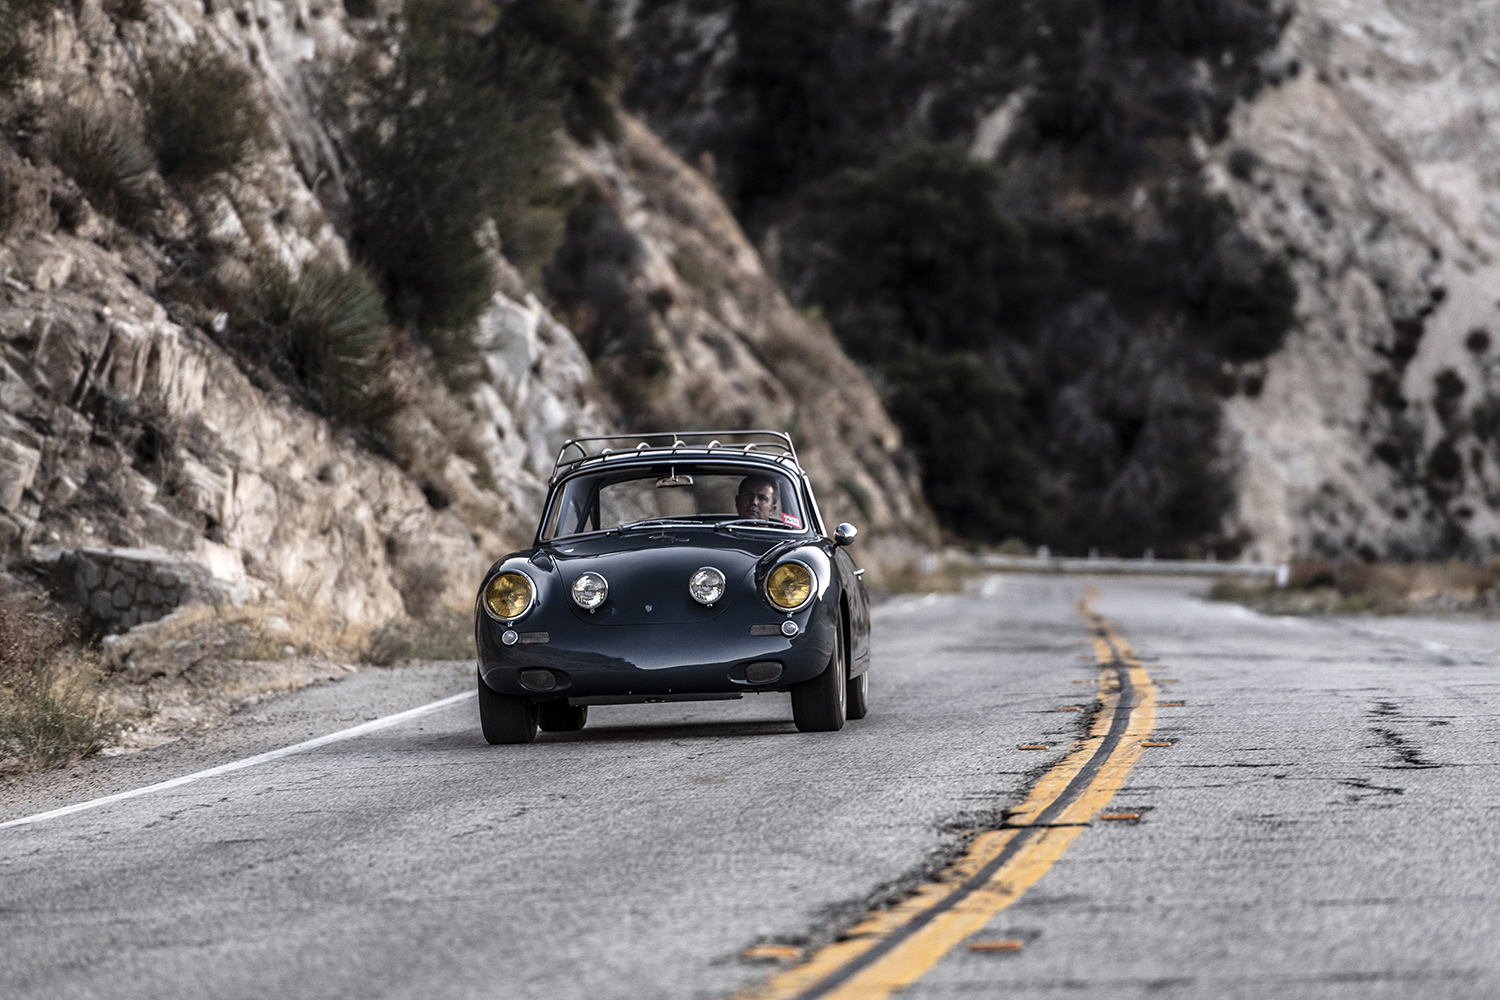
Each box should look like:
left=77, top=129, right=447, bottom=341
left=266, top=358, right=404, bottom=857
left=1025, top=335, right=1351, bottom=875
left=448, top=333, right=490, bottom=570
left=0, top=0, right=930, bottom=633
left=1218, top=0, right=1500, bottom=561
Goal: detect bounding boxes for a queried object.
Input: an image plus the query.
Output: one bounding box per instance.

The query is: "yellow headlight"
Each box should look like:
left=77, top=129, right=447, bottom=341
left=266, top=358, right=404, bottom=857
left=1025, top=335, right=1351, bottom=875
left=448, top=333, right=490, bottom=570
left=766, top=561, right=814, bottom=610
left=484, top=571, right=534, bottom=620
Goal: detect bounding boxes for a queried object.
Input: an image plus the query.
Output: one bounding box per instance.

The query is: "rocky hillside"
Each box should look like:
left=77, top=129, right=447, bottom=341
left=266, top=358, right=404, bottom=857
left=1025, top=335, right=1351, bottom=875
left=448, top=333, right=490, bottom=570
left=0, top=0, right=932, bottom=637
left=615, top=0, right=1500, bottom=564
left=1215, top=0, right=1500, bottom=562
left=614, top=0, right=1300, bottom=558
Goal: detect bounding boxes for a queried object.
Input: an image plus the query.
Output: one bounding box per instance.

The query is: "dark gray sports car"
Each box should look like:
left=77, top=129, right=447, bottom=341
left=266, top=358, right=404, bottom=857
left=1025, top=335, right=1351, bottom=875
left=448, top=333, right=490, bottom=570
left=473, top=431, right=871, bottom=744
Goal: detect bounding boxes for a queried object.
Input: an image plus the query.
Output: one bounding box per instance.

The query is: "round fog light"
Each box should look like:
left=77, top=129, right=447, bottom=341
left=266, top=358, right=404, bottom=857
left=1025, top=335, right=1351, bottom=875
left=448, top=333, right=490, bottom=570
left=572, top=572, right=608, bottom=610
left=519, top=669, right=557, bottom=692
left=744, top=661, right=783, bottom=684
left=689, top=566, right=726, bottom=605
left=780, top=620, right=799, bottom=637
left=501, top=629, right=519, bottom=646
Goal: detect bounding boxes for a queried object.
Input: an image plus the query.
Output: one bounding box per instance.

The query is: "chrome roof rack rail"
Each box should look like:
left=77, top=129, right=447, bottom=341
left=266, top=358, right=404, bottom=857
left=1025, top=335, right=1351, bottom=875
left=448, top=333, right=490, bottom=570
left=551, top=430, right=798, bottom=480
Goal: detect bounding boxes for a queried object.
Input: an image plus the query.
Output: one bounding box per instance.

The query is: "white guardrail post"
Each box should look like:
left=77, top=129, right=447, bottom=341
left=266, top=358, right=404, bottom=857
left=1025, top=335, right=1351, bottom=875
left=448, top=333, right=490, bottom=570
left=949, top=549, right=1291, bottom=588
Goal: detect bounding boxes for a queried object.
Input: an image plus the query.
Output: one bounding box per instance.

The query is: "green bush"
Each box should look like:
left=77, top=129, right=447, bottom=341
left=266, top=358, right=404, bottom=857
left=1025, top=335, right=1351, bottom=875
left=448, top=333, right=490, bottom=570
left=235, top=260, right=394, bottom=422
left=0, top=1, right=35, bottom=93
left=885, top=350, right=1044, bottom=543
left=495, top=0, right=628, bottom=143
left=802, top=145, right=1290, bottom=556
left=338, top=0, right=567, bottom=353
left=143, top=42, right=268, bottom=183
left=1165, top=189, right=1297, bottom=361
left=50, top=103, right=155, bottom=224
left=813, top=141, right=1056, bottom=362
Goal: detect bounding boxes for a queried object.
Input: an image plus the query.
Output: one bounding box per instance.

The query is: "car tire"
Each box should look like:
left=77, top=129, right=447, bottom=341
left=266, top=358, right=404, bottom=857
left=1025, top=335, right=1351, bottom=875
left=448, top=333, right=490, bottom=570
left=791, top=615, right=847, bottom=732
left=537, top=701, right=588, bottom=732
left=478, top=674, right=538, bottom=744
left=846, top=670, right=869, bottom=720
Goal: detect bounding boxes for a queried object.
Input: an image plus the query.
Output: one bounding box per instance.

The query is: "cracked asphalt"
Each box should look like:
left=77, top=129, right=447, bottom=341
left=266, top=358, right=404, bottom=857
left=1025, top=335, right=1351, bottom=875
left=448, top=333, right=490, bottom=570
left=2, top=575, right=1498, bottom=999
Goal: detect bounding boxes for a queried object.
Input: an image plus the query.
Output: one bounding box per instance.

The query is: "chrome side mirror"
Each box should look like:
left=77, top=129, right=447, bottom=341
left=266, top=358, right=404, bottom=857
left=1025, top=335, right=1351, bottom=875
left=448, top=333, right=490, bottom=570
left=834, top=522, right=858, bottom=547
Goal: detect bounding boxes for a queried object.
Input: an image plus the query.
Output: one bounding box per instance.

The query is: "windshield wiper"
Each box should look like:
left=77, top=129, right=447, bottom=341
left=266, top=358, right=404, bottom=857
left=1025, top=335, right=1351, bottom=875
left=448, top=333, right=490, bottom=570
left=716, top=519, right=791, bottom=530
left=619, top=518, right=707, bottom=531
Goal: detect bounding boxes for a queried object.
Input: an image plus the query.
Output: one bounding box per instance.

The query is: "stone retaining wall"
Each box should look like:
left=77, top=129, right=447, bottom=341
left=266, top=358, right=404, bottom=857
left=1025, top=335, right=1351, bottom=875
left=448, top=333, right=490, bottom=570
left=44, top=548, right=218, bottom=633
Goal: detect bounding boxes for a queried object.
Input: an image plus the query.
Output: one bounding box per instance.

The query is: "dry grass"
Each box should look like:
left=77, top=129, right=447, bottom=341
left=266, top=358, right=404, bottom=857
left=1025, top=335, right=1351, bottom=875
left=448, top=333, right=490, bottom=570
left=1211, top=560, right=1500, bottom=616
left=362, top=610, right=473, bottom=666
left=98, top=599, right=368, bottom=753
left=872, top=555, right=983, bottom=595
left=97, top=598, right=475, bottom=753
left=0, top=589, right=114, bottom=774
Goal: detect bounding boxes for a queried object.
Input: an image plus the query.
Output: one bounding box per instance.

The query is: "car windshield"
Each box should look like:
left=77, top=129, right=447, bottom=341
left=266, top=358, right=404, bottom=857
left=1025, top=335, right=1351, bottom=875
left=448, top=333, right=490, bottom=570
left=542, top=465, right=809, bottom=540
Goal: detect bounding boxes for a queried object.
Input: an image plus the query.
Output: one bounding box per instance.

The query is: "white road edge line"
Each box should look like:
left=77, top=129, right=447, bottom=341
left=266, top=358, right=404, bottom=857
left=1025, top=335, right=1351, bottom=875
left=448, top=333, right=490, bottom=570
left=0, top=690, right=477, bottom=831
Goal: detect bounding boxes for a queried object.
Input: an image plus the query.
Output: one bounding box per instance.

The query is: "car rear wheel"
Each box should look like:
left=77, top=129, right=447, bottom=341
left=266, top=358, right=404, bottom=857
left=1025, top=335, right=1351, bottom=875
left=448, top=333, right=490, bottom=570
left=478, top=674, right=538, bottom=744
left=846, top=670, right=869, bottom=720
left=791, top=616, right=847, bottom=732
left=537, top=701, right=588, bottom=732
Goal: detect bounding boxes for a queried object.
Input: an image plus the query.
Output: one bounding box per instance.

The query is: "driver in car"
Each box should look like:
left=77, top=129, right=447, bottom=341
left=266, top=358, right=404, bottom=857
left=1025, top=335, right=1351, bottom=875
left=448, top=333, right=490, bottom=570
left=735, top=475, right=777, bottom=522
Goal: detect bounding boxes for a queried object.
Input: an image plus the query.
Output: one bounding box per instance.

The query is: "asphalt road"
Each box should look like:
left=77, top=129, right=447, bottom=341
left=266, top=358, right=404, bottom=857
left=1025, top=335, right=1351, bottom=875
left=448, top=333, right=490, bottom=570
left=2, top=575, right=1498, bottom=999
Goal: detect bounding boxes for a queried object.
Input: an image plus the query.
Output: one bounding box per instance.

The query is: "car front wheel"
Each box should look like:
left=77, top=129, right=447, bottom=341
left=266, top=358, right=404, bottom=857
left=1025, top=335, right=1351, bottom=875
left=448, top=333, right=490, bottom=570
left=478, top=674, right=538, bottom=744
left=791, top=616, right=847, bottom=732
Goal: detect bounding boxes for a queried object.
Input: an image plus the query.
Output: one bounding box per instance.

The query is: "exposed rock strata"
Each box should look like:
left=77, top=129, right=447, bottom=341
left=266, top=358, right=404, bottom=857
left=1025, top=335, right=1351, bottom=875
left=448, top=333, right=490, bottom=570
left=1218, top=0, right=1500, bottom=561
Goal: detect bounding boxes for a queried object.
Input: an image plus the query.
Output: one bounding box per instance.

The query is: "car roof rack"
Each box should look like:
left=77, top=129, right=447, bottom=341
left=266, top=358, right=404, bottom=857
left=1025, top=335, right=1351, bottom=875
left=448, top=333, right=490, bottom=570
left=551, top=430, right=799, bottom=481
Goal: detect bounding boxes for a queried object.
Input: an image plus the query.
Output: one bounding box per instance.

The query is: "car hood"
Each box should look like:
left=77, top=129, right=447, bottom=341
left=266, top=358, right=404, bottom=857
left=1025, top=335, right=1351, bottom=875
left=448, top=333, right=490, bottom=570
left=544, top=528, right=807, bottom=625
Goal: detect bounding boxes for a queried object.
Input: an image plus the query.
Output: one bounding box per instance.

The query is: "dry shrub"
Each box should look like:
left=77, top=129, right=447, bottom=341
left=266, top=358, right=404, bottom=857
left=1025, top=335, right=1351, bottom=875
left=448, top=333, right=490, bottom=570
left=102, top=0, right=147, bottom=22
left=1212, top=560, right=1500, bottom=615
left=0, top=150, right=46, bottom=237
left=99, top=600, right=372, bottom=752
left=0, top=0, right=51, bottom=93
left=873, top=555, right=973, bottom=595
left=0, top=589, right=113, bottom=773
left=143, top=41, right=269, bottom=184
left=106, top=599, right=366, bottom=677
left=363, top=610, right=473, bottom=666
left=337, top=0, right=567, bottom=345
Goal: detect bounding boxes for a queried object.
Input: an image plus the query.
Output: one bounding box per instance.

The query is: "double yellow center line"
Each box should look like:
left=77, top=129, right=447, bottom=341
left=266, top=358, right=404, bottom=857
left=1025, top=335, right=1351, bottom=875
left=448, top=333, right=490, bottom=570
left=741, top=594, right=1157, bottom=1000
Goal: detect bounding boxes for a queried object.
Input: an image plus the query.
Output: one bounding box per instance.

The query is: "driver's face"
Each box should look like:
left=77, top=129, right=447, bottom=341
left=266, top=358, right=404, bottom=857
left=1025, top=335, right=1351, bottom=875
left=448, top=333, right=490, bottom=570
left=737, top=484, right=775, bottom=520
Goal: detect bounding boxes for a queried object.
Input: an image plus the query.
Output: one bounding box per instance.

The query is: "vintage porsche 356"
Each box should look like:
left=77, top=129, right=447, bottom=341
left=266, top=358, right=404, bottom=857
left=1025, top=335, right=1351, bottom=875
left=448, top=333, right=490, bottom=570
left=472, top=431, right=872, bottom=744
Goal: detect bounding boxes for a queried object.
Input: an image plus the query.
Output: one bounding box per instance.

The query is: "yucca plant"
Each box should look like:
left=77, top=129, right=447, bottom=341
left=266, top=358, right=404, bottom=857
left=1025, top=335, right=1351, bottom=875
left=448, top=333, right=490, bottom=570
left=50, top=103, right=155, bottom=224
left=246, top=260, right=395, bottom=422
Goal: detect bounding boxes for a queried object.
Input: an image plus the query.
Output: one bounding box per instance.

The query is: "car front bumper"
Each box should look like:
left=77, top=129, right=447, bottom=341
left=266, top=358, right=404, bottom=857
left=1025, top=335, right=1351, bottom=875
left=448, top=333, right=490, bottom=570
left=476, top=607, right=836, bottom=701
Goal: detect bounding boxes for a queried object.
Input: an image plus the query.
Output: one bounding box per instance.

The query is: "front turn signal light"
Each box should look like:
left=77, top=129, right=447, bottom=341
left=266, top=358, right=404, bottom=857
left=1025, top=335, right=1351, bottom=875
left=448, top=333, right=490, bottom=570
left=766, top=561, right=814, bottom=611
left=484, top=571, right=534, bottom=621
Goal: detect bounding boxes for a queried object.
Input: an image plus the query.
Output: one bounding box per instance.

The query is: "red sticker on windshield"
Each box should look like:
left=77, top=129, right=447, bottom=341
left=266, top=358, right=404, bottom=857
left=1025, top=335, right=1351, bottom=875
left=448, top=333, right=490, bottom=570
left=781, top=513, right=802, bottom=529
